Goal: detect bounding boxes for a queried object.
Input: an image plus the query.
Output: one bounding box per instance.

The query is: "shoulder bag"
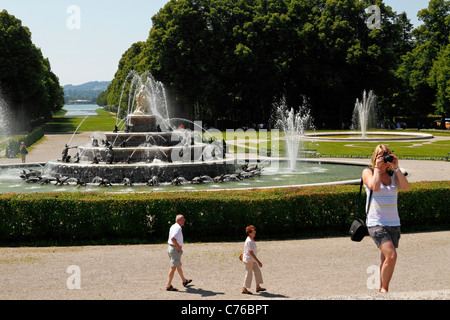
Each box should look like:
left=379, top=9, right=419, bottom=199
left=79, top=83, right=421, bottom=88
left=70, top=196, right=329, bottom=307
left=349, top=177, right=372, bottom=242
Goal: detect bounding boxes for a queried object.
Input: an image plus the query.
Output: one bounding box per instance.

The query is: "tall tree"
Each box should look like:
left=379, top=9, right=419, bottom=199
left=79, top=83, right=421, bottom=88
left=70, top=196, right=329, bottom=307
left=428, top=42, right=450, bottom=119
left=107, top=0, right=415, bottom=129
left=396, top=0, right=450, bottom=120
left=0, top=10, right=64, bottom=132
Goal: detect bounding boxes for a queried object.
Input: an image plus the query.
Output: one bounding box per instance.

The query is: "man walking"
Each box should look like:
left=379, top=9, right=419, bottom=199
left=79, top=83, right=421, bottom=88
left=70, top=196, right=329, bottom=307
left=166, top=214, right=192, bottom=291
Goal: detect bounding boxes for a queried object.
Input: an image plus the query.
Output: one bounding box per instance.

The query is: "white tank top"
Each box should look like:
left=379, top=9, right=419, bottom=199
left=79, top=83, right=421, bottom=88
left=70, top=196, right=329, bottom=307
left=364, top=173, right=400, bottom=227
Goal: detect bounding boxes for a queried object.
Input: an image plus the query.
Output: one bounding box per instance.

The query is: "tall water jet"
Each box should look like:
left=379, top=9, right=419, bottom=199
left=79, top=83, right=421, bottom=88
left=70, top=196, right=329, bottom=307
left=352, top=90, right=377, bottom=138
left=0, top=89, right=12, bottom=137
left=67, top=114, right=90, bottom=146
left=275, top=98, right=314, bottom=171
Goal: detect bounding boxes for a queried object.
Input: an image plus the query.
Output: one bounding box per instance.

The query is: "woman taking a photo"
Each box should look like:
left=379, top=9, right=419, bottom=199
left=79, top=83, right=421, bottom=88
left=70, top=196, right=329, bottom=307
left=362, top=145, right=409, bottom=293
left=241, top=225, right=266, bottom=294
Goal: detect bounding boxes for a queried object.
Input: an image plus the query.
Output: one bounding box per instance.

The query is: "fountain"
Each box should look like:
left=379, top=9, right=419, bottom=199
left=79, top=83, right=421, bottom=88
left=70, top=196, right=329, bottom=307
left=0, top=74, right=370, bottom=192
left=41, top=71, right=238, bottom=184
left=305, top=90, right=434, bottom=141
left=352, top=90, right=376, bottom=138
left=116, top=71, right=170, bottom=131
left=274, top=98, right=314, bottom=171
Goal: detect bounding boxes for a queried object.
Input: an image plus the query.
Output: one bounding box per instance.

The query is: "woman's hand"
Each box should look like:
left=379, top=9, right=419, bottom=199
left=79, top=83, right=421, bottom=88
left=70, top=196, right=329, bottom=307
left=249, top=250, right=262, bottom=267
left=391, top=154, right=399, bottom=169
left=375, top=154, right=385, bottom=169
left=392, top=155, right=409, bottom=191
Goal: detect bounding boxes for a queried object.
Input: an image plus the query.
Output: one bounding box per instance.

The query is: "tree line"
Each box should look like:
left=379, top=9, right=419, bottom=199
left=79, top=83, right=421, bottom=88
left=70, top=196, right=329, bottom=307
left=0, top=10, right=64, bottom=133
left=98, top=0, right=447, bottom=129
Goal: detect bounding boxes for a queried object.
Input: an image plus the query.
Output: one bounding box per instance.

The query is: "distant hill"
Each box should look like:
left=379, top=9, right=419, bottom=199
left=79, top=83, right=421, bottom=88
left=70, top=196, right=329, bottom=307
left=64, top=81, right=111, bottom=92
left=64, top=81, right=111, bottom=104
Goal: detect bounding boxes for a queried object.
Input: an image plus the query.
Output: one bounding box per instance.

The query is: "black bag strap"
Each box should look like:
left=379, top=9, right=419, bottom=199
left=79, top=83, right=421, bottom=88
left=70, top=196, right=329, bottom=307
left=360, top=170, right=373, bottom=216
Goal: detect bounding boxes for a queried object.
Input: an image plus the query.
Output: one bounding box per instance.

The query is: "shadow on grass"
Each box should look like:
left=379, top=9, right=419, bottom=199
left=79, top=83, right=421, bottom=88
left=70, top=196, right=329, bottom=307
left=42, top=117, right=116, bottom=133
left=42, top=118, right=79, bottom=133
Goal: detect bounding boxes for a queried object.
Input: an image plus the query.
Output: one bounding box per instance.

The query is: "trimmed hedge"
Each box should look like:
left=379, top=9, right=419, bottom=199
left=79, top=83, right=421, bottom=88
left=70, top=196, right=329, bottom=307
left=0, top=181, right=448, bottom=245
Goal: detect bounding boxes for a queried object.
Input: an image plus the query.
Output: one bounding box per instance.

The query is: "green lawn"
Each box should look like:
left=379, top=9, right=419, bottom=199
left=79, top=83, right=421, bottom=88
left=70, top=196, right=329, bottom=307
left=42, top=109, right=117, bottom=133
left=312, top=139, right=450, bottom=159
left=234, top=130, right=450, bottom=160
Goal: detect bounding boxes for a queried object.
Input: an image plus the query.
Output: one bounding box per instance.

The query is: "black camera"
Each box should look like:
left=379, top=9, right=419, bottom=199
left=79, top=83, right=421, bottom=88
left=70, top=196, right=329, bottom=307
left=382, top=151, right=394, bottom=163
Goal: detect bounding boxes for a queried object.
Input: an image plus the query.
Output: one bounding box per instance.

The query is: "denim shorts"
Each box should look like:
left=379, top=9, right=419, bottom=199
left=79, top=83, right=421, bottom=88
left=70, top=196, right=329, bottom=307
left=368, top=225, right=401, bottom=248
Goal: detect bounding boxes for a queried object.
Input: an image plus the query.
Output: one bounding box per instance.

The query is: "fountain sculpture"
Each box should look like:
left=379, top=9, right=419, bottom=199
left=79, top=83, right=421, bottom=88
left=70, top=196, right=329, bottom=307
left=42, top=71, right=238, bottom=184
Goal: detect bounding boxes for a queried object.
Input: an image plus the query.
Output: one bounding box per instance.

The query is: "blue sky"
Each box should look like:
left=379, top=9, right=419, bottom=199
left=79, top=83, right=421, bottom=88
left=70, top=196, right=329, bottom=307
left=1, top=0, right=430, bottom=86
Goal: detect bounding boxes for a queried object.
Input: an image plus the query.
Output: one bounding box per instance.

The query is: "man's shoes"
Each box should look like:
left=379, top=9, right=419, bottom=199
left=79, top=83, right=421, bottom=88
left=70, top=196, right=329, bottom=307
left=182, top=279, right=192, bottom=287
left=166, top=285, right=178, bottom=291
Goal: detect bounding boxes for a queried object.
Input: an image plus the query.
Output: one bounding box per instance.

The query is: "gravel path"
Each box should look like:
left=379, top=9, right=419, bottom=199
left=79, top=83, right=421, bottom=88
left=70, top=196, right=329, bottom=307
left=0, top=231, right=448, bottom=300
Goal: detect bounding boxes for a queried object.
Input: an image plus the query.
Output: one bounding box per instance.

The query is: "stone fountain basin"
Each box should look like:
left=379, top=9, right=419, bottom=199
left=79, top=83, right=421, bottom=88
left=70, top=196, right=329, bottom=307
left=43, top=158, right=239, bottom=184
left=104, top=131, right=182, bottom=147
left=78, top=144, right=213, bottom=163
left=305, top=131, right=434, bottom=141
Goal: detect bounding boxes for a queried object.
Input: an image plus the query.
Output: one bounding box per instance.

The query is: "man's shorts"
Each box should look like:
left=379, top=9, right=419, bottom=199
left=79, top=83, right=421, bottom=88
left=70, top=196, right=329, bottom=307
left=368, top=225, right=401, bottom=248
left=168, top=245, right=182, bottom=267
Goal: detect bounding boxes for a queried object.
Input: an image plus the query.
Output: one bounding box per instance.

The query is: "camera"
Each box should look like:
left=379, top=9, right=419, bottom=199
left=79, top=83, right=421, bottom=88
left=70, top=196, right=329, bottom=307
left=382, top=151, right=394, bottom=163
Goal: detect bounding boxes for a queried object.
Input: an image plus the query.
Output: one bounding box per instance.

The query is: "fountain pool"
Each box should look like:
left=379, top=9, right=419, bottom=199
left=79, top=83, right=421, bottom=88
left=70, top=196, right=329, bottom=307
left=0, top=160, right=365, bottom=194
left=1, top=76, right=381, bottom=195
